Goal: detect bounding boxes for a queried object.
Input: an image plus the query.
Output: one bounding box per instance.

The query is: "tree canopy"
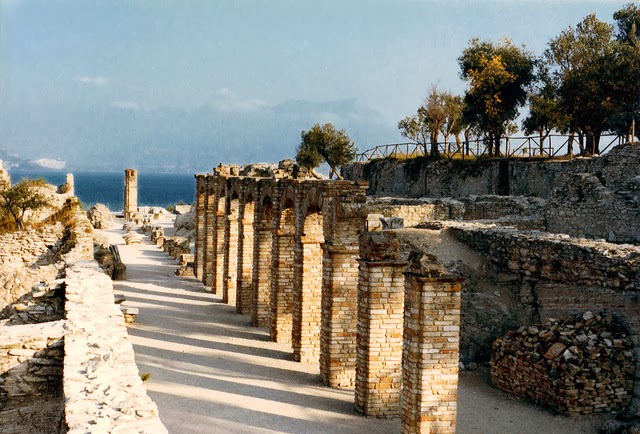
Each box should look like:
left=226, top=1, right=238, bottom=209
left=295, top=123, right=357, bottom=180
left=397, top=86, right=464, bottom=157
left=0, top=178, right=51, bottom=230
left=459, top=37, right=536, bottom=157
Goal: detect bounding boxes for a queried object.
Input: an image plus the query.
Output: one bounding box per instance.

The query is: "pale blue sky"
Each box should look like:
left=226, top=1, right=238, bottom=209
left=0, top=0, right=630, bottom=172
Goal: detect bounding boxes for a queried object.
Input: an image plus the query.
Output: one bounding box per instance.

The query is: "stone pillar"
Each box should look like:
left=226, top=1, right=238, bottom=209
left=65, top=173, right=75, bottom=196
left=319, top=201, right=366, bottom=388
left=223, top=194, right=239, bottom=306
left=251, top=198, right=273, bottom=327
left=269, top=207, right=295, bottom=344
left=236, top=194, right=254, bottom=314
left=292, top=212, right=324, bottom=363
left=203, top=180, right=216, bottom=291
left=354, top=232, right=406, bottom=416
left=194, top=175, right=205, bottom=280
left=123, top=168, right=138, bottom=221
left=401, top=252, right=463, bottom=434
left=213, top=183, right=226, bottom=295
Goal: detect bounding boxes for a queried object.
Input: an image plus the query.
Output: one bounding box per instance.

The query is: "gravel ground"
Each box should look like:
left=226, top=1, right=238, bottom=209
left=103, top=218, right=612, bottom=434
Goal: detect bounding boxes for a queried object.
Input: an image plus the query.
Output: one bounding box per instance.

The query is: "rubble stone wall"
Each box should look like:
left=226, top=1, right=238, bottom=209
left=345, top=144, right=640, bottom=243
left=0, top=321, right=65, bottom=406
left=62, top=210, right=167, bottom=433
left=0, top=224, right=66, bottom=314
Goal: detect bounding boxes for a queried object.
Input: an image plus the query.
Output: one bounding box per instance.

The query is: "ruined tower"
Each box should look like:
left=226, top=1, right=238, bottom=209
left=124, top=168, right=138, bottom=221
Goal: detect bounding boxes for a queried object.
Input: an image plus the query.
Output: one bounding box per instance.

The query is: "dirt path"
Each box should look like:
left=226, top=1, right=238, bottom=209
left=103, top=219, right=609, bottom=434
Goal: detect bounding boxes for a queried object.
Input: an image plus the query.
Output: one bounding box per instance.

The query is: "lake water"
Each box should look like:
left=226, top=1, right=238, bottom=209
left=10, top=171, right=195, bottom=212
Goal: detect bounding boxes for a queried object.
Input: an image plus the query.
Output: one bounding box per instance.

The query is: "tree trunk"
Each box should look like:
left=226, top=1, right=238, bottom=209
left=493, top=135, right=501, bottom=157
left=577, top=132, right=585, bottom=156
left=539, top=129, right=544, bottom=155
left=567, top=132, right=574, bottom=157
left=430, top=134, right=439, bottom=157
left=455, top=134, right=462, bottom=157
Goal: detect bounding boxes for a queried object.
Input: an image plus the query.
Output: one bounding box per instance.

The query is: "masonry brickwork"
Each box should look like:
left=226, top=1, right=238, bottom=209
left=193, top=164, right=466, bottom=430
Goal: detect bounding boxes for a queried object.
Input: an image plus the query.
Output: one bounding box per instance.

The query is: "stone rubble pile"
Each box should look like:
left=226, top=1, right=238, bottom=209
left=86, top=203, right=114, bottom=229
left=122, top=223, right=144, bottom=245
left=491, top=311, right=635, bottom=415
left=2, top=280, right=65, bottom=326
left=0, top=320, right=65, bottom=403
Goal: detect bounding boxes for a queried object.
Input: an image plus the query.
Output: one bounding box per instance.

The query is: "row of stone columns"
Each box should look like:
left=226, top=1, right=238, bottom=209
left=194, top=171, right=461, bottom=433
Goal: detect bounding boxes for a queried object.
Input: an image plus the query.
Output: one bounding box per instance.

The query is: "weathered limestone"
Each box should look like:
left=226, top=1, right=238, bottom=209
left=354, top=232, right=406, bottom=416
left=401, top=253, right=463, bottom=434
left=123, top=168, right=138, bottom=221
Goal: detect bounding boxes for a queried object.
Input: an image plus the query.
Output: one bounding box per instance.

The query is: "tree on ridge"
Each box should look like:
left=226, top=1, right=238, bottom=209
left=459, top=37, right=536, bottom=157
left=295, top=123, right=357, bottom=180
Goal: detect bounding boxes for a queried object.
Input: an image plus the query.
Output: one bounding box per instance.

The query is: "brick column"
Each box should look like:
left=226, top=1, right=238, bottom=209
left=354, top=232, right=406, bottom=416
left=402, top=252, right=462, bottom=434
left=223, top=196, right=239, bottom=306
left=203, top=181, right=216, bottom=291
left=194, top=175, right=205, bottom=280
left=252, top=206, right=273, bottom=327
left=214, top=194, right=226, bottom=296
left=319, top=207, right=366, bottom=388
left=236, top=197, right=254, bottom=314
left=270, top=220, right=295, bottom=343
left=292, top=213, right=324, bottom=363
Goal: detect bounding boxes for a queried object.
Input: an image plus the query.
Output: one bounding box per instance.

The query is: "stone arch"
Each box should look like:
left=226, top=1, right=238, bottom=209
left=236, top=182, right=256, bottom=314
left=302, top=186, right=323, bottom=217
left=293, top=184, right=326, bottom=363
left=269, top=183, right=296, bottom=343
left=223, top=181, right=241, bottom=306
left=252, top=189, right=275, bottom=327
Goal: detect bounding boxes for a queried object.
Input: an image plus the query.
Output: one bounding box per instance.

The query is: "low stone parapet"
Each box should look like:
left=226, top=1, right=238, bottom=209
left=63, top=260, right=167, bottom=433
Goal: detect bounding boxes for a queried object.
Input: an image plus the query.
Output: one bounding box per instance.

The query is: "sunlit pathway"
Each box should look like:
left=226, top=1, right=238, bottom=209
left=103, top=218, right=399, bottom=434
left=101, top=218, right=607, bottom=434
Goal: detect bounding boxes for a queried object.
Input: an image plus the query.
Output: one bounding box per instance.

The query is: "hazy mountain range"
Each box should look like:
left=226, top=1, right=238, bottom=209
left=1, top=98, right=400, bottom=173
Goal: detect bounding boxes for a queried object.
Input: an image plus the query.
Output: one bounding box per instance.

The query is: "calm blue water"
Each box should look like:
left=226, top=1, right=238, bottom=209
left=10, top=171, right=195, bottom=212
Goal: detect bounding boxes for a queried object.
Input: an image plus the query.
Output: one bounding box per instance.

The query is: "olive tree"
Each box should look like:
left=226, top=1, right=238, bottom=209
left=295, top=123, right=357, bottom=180
left=0, top=178, right=51, bottom=230
left=459, top=37, right=536, bottom=157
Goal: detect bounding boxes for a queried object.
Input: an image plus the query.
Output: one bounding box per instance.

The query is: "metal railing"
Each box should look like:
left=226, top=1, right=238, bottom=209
left=354, top=134, right=626, bottom=163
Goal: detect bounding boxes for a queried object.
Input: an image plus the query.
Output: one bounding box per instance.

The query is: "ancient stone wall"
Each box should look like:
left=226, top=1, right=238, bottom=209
left=345, top=144, right=640, bottom=244
left=0, top=224, right=66, bottom=314
left=363, top=195, right=545, bottom=229
left=61, top=208, right=167, bottom=433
